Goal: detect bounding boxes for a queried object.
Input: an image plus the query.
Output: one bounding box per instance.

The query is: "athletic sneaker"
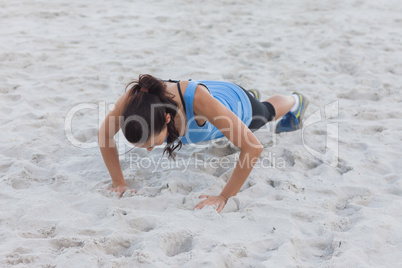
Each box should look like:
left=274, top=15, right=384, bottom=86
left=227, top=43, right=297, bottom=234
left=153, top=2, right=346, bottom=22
left=275, top=92, right=309, bottom=134
left=247, top=89, right=260, bottom=101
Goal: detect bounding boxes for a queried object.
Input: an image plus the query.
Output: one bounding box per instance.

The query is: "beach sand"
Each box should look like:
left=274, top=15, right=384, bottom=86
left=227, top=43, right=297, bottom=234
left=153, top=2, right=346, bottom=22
left=1, top=0, right=402, bottom=267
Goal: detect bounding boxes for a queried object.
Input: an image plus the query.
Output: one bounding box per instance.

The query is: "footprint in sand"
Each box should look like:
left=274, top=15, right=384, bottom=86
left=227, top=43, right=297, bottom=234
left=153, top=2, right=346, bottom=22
left=292, top=235, right=335, bottom=261
left=3, top=94, right=22, bottom=102
left=159, top=232, right=193, bottom=257
left=327, top=217, right=356, bottom=232
left=129, top=217, right=158, bottom=233
left=383, top=176, right=402, bottom=196
left=6, top=252, right=38, bottom=265
left=336, top=158, right=353, bottom=175
left=325, top=186, right=374, bottom=217
left=51, top=237, right=84, bottom=251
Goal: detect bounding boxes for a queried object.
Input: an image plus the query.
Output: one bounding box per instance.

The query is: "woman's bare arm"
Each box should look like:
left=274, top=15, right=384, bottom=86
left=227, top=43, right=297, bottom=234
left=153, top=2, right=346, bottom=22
left=98, top=92, right=134, bottom=197
left=192, top=85, right=263, bottom=212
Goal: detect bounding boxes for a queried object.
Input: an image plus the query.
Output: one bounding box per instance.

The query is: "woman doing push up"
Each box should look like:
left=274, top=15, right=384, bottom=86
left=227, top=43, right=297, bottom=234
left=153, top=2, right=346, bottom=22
left=98, top=74, right=308, bottom=213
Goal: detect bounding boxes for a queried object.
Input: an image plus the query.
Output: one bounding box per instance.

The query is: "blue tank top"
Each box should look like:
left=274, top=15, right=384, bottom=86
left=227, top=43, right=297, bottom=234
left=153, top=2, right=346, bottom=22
left=178, top=80, right=252, bottom=144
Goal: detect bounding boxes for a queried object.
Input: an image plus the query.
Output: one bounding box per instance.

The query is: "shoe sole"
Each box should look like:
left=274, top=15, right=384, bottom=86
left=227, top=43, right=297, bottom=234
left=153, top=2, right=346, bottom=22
left=248, top=89, right=260, bottom=101
left=293, top=92, right=309, bottom=128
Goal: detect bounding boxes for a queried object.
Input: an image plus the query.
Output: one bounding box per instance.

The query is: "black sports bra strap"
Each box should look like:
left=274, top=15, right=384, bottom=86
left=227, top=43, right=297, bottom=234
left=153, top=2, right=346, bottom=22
left=198, top=83, right=211, bottom=94
left=163, top=79, right=180, bottom=83
left=176, top=81, right=186, bottom=112
left=164, top=79, right=210, bottom=112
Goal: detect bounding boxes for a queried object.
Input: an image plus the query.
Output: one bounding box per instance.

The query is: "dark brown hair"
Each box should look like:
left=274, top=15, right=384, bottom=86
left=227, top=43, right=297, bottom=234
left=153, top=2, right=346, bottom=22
left=122, top=74, right=182, bottom=159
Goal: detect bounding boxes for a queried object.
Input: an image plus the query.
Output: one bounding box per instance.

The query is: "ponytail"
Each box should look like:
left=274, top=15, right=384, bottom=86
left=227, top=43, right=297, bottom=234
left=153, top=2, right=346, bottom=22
left=122, top=74, right=183, bottom=159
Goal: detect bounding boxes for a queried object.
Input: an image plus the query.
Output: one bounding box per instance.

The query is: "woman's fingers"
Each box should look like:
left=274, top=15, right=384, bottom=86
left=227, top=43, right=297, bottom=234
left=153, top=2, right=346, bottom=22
left=216, top=201, right=225, bottom=213
left=108, top=186, right=136, bottom=198
left=194, top=195, right=226, bottom=213
left=194, top=201, right=205, bottom=210
left=194, top=200, right=207, bottom=210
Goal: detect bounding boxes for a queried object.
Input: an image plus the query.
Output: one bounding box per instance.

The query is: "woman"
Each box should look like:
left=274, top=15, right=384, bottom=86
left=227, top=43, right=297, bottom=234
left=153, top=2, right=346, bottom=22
left=98, top=74, right=308, bottom=213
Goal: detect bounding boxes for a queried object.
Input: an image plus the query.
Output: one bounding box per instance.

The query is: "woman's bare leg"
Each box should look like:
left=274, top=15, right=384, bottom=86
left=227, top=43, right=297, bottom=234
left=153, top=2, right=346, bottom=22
left=264, top=94, right=295, bottom=120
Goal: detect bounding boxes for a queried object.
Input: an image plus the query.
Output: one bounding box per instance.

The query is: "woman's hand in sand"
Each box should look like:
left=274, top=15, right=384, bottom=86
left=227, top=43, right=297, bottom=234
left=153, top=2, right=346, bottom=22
left=109, top=184, right=137, bottom=198
left=194, top=195, right=228, bottom=213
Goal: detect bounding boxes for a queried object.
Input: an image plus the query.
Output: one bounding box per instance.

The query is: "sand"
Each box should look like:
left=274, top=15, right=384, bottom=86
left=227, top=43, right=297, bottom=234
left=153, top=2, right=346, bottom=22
left=1, top=0, right=402, bottom=267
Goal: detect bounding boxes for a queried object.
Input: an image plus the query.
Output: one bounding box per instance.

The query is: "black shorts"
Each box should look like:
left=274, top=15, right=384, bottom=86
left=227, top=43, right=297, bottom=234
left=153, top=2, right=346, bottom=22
left=238, top=85, right=276, bottom=131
